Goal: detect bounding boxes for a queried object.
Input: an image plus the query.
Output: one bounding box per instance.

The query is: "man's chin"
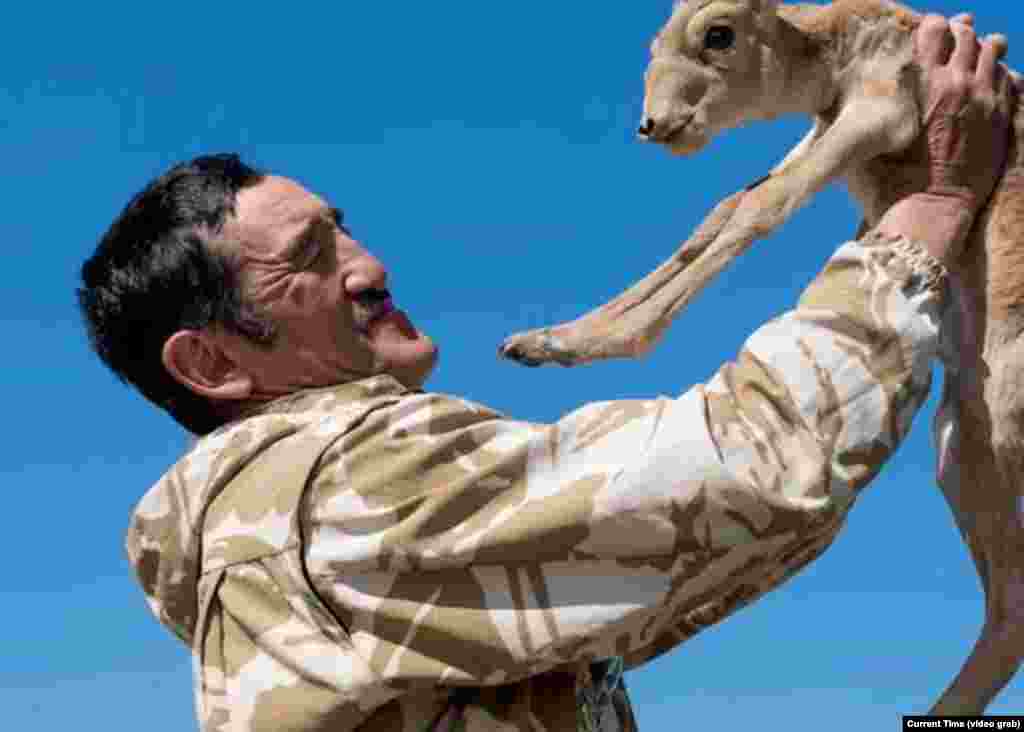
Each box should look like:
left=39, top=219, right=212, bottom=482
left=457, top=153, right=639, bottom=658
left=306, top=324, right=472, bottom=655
left=388, top=344, right=439, bottom=390
left=363, top=311, right=438, bottom=388
left=372, top=332, right=438, bottom=389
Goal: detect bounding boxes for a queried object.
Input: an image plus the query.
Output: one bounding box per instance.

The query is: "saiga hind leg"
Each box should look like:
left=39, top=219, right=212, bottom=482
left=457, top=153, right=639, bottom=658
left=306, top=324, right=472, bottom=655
left=930, top=184, right=1024, bottom=714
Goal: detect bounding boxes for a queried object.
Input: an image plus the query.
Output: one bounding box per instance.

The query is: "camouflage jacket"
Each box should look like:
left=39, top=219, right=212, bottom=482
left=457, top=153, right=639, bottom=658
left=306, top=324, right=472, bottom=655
left=126, top=231, right=948, bottom=731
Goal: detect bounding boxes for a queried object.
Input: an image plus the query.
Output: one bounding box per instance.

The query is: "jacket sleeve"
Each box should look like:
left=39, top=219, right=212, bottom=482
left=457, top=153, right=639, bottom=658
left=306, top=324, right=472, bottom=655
left=300, top=230, right=948, bottom=688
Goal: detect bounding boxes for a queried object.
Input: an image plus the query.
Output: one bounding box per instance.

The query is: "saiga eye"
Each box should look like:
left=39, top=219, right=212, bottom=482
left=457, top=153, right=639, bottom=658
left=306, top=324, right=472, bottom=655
left=705, top=25, right=735, bottom=51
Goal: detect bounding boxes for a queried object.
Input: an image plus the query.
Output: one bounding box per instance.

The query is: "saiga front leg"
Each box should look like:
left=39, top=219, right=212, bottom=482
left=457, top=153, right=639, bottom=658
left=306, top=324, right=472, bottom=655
left=500, top=90, right=920, bottom=367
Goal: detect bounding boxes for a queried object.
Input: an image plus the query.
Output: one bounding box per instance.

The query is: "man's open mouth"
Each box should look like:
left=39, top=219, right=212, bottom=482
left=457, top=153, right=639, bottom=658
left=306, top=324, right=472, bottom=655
left=354, top=289, right=396, bottom=334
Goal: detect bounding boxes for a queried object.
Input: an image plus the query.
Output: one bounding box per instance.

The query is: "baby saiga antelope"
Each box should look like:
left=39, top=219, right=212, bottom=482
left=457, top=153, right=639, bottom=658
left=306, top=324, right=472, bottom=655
left=501, top=0, right=1024, bottom=715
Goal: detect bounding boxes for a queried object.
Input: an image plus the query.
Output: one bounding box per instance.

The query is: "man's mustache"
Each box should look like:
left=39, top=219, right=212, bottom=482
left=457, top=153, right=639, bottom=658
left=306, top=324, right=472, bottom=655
left=353, top=288, right=392, bottom=305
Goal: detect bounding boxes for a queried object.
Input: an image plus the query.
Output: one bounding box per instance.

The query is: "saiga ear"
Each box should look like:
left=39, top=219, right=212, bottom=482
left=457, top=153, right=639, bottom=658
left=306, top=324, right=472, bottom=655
left=690, top=0, right=779, bottom=35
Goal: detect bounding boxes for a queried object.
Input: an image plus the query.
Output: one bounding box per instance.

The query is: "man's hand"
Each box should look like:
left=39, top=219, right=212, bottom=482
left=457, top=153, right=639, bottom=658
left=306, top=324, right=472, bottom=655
left=919, top=13, right=1013, bottom=211
left=878, top=14, right=1015, bottom=266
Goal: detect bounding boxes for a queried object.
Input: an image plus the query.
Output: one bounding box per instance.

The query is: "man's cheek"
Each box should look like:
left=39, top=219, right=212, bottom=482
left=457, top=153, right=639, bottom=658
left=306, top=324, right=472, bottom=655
left=333, top=329, right=377, bottom=372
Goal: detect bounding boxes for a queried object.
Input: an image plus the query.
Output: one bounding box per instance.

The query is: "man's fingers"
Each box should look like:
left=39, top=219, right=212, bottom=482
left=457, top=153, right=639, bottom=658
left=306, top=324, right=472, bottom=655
left=916, top=14, right=955, bottom=67
left=951, top=12, right=975, bottom=27
left=950, top=20, right=982, bottom=72
left=977, top=34, right=1010, bottom=88
left=997, top=62, right=1017, bottom=115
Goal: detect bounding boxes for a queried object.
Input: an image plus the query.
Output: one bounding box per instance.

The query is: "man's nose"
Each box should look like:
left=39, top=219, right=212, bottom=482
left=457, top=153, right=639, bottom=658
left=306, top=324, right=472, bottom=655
left=344, top=255, right=389, bottom=296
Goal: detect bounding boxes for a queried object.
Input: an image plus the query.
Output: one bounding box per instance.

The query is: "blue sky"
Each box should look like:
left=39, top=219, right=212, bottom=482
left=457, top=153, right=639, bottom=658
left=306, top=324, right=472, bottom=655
left=7, top=1, right=1024, bottom=728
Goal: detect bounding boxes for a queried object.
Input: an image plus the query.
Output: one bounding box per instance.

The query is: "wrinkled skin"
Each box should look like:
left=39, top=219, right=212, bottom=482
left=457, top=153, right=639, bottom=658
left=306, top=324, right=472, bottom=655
left=163, top=175, right=439, bottom=417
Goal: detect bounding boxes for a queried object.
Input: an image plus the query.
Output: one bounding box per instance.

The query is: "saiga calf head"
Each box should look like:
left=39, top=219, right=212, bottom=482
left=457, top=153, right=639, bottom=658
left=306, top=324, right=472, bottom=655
left=640, top=0, right=796, bottom=154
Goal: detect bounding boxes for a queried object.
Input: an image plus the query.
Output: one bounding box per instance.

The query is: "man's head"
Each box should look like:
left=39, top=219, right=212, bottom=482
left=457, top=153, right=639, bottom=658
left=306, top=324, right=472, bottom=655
left=78, top=154, right=437, bottom=435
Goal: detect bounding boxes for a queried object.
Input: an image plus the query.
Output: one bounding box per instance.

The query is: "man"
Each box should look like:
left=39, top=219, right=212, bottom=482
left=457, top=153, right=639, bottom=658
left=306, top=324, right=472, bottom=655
left=78, top=15, right=1013, bottom=732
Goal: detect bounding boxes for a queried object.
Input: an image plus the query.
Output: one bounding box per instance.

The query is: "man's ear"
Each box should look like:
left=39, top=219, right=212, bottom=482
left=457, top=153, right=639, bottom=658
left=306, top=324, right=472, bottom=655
left=162, top=330, right=253, bottom=403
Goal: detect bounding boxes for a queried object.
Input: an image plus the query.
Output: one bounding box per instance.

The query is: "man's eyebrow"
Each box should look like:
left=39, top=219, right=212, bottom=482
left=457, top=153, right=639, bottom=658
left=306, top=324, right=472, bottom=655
left=283, top=216, right=320, bottom=256
left=284, top=207, right=346, bottom=256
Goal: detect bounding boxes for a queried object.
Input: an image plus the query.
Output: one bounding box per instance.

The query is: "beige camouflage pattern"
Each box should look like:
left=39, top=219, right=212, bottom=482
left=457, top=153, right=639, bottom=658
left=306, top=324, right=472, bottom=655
left=126, top=230, right=947, bottom=731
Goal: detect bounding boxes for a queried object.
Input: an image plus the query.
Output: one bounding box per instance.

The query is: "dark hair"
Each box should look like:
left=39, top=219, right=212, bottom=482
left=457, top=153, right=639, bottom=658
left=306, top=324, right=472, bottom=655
left=78, top=153, right=275, bottom=435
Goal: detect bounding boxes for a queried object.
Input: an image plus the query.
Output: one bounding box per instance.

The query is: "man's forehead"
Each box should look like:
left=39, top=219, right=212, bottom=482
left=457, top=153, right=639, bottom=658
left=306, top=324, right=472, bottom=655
left=227, top=175, right=327, bottom=249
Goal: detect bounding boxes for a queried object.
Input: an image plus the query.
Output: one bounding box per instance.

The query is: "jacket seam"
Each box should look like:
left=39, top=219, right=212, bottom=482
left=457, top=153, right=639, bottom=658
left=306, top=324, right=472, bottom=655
left=199, top=542, right=301, bottom=575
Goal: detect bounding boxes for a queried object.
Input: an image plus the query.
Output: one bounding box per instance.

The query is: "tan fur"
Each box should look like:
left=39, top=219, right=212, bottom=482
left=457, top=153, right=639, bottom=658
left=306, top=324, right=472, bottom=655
left=785, top=0, right=918, bottom=41
left=500, top=0, right=1024, bottom=715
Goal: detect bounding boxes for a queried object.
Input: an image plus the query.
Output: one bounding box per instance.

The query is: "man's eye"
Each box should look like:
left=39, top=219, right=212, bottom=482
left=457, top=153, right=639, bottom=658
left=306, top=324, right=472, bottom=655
left=705, top=25, right=735, bottom=51
left=298, top=239, right=323, bottom=268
